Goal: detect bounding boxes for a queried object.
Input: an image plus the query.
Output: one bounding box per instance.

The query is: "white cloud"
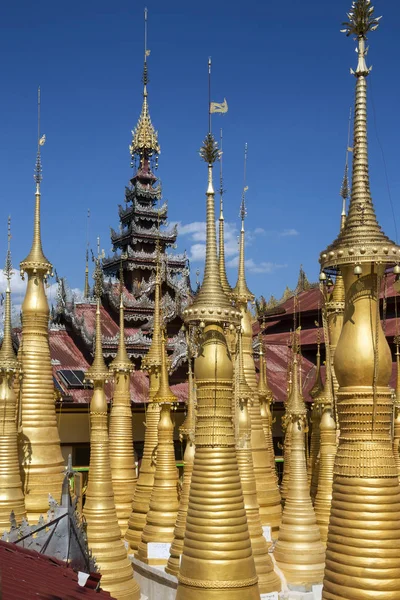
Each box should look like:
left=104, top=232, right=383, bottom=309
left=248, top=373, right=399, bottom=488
left=280, top=228, right=299, bottom=237
left=178, top=220, right=285, bottom=275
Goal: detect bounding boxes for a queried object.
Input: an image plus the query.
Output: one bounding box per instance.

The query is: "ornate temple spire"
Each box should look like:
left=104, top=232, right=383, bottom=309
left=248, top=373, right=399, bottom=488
left=320, top=4, right=400, bottom=598
left=218, top=129, right=232, bottom=296
left=109, top=269, right=136, bottom=536
left=0, top=218, right=26, bottom=529
left=320, top=1, right=397, bottom=272
left=310, top=339, right=323, bottom=399
left=129, top=8, right=160, bottom=163
left=177, top=61, right=258, bottom=600
left=86, top=258, right=108, bottom=382
left=19, top=89, right=64, bottom=521
left=275, top=351, right=325, bottom=587
left=137, top=329, right=179, bottom=564
left=183, top=131, right=238, bottom=324
left=0, top=218, right=18, bottom=371
left=20, top=87, right=51, bottom=276
left=233, top=143, right=254, bottom=304
left=166, top=330, right=196, bottom=576
left=141, top=239, right=162, bottom=377
left=110, top=273, right=131, bottom=371
left=84, top=209, right=90, bottom=298
left=257, top=336, right=277, bottom=479
left=235, top=330, right=282, bottom=595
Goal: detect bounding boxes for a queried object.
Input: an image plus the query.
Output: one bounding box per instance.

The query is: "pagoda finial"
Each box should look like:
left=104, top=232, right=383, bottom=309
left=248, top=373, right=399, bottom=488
left=0, top=217, right=19, bottom=371
left=233, top=143, right=254, bottom=305
left=184, top=62, right=239, bottom=326
left=130, top=8, right=160, bottom=162
left=153, top=328, right=177, bottom=404
left=86, top=245, right=108, bottom=382
left=110, top=267, right=132, bottom=372
left=20, top=87, right=51, bottom=276
left=320, top=1, right=397, bottom=272
left=218, top=128, right=232, bottom=296
left=340, top=108, right=352, bottom=231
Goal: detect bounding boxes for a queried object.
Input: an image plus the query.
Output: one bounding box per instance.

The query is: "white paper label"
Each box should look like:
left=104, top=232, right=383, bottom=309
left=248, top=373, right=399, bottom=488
left=260, top=593, right=278, bottom=600
left=147, top=542, right=171, bottom=559
left=262, top=525, right=272, bottom=542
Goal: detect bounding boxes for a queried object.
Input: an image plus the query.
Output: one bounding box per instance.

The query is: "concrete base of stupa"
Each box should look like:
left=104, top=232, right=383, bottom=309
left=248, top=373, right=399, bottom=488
left=130, top=556, right=178, bottom=600
left=130, top=554, right=322, bottom=600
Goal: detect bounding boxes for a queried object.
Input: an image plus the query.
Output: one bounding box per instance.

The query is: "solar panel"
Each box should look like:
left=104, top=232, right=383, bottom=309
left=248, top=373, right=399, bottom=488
left=53, top=377, right=64, bottom=393
left=58, top=369, right=86, bottom=389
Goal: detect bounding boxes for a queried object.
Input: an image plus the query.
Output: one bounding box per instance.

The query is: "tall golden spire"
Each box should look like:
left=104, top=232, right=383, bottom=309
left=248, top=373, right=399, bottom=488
left=275, top=354, right=325, bottom=587
left=257, top=336, right=277, bottom=480
left=166, top=330, right=196, bottom=576
left=0, top=218, right=26, bottom=529
left=233, top=143, right=254, bottom=304
left=218, top=129, right=232, bottom=296
left=129, top=8, right=160, bottom=162
left=83, top=279, right=140, bottom=600
left=125, top=232, right=163, bottom=551
left=309, top=339, right=323, bottom=399
left=137, top=329, right=179, bottom=564
left=19, top=88, right=64, bottom=522
left=320, top=4, right=400, bottom=598
left=177, top=61, right=258, bottom=599
left=109, top=272, right=136, bottom=537
left=236, top=330, right=281, bottom=594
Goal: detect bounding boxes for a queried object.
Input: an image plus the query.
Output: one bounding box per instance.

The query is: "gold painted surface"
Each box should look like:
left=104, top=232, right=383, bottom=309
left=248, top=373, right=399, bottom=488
left=0, top=260, right=26, bottom=528
left=137, top=334, right=179, bottom=564
left=176, top=324, right=259, bottom=599
left=84, top=302, right=140, bottom=600
left=258, top=339, right=278, bottom=479
left=236, top=332, right=281, bottom=594
left=19, top=186, right=63, bottom=522
left=314, top=406, right=336, bottom=544
left=241, top=307, right=281, bottom=531
left=275, top=358, right=325, bottom=587
left=166, top=342, right=196, bottom=577
left=109, top=294, right=136, bottom=537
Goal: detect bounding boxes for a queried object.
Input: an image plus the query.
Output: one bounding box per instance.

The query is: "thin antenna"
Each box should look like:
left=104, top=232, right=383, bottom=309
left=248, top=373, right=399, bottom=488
left=219, top=128, right=224, bottom=206
left=208, top=57, right=212, bottom=134
left=86, top=209, right=90, bottom=250
left=34, top=87, right=43, bottom=186
left=5, top=216, right=12, bottom=281
left=37, top=87, right=41, bottom=151
left=143, top=8, right=149, bottom=88
left=240, top=143, right=248, bottom=222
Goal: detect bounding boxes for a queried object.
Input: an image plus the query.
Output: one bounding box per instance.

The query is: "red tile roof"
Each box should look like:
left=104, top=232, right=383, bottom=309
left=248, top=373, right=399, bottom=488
left=0, top=540, right=113, bottom=600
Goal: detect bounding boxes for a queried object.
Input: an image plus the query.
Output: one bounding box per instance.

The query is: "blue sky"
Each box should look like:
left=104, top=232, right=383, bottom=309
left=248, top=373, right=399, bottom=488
left=0, top=0, right=399, bottom=307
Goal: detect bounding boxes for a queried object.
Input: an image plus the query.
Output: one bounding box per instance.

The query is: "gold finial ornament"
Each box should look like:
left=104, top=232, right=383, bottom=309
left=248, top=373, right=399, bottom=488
left=233, top=144, right=254, bottom=304
left=275, top=356, right=325, bottom=587
left=19, top=89, right=64, bottom=522
left=0, top=219, right=26, bottom=529
left=137, top=330, right=179, bottom=564
left=320, top=4, right=400, bottom=598
left=218, top=129, right=232, bottom=296
left=236, top=331, right=281, bottom=594
left=109, top=282, right=136, bottom=537
left=182, top=133, right=241, bottom=326
left=309, top=340, right=323, bottom=399
left=84, top=209, right=91, bottom=298
left=83, top=299, right=140, bottom=600
left=166, top=332, right=196, bottom=576
left=177, top=98, right=258, bottom=597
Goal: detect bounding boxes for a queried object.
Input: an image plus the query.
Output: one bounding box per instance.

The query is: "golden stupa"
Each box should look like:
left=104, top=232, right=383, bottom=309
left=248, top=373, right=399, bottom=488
left=178, top=120, right=259, bottom=598
left=0, top=219, right=26, bottom=530
left=83, top=261, right=140, bottom=600
left=19, top=91, right=64, bottom=522
left=319, top=2, right=400, bottom=597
